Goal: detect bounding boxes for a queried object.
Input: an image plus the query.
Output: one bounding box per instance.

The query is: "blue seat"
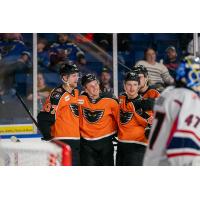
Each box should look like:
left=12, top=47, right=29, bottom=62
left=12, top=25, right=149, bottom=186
left=134, top=51, right=145, bottom=62
left=130, top=34, right=153, bottom=42
left=86, top=62, right=103, bottom=76
left=43, top=72, right=61, bottom=87
left=153, top=34, right=178, bottom=41
left=38, top=33, right=57, bottom=43
left=85, top=53, right=99, bottom=62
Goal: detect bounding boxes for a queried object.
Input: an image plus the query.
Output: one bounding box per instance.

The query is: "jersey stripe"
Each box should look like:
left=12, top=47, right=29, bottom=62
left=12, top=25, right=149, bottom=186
left=167, top=137, right=200, bottom=151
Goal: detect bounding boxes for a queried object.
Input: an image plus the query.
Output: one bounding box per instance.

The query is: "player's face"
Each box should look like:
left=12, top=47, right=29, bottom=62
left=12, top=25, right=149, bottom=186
left=138, top=74, right=147, bottom=88
left=64, top=73, right=79, bottom=88
left=124, top=80, right=139, bottom=98
left=85, top=80, right=100, bottom=98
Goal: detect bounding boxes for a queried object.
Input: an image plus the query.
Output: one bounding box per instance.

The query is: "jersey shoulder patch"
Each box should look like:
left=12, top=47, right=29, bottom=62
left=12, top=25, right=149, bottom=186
left=50, top=86, right=65, bottom=105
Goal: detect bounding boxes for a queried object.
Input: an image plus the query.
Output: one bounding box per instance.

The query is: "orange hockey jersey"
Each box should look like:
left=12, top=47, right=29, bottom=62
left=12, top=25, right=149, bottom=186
left=118, top=94, right=148, bottom=145
left=39, top=85, right=80, bottom=140
left=140, top=86, right=160, bottom=117
left=78, top=93, right=119, bottom=140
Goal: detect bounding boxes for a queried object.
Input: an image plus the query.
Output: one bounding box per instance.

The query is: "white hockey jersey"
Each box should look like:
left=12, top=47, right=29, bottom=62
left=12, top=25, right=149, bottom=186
left=143, top=86, right=200, bottom=166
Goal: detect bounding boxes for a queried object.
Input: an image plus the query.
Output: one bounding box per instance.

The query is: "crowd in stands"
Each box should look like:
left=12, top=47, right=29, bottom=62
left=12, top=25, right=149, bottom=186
left=0, top=33, right=196, bottom=124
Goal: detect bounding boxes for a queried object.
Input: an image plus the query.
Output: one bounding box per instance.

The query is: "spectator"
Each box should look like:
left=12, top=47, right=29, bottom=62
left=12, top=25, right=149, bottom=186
left=37, top=38, right=50, bottom=71
left=27, top=73, right=52, bottom=111
left=135, top=47, right=174, bottom=90
left=0, top=33, right=27, bottom=64
left=50, top=33, right=84, bottom=70
left=0, top=51, right=31, bottom=92
left=75, top=51, right=89, bottom=75
left=163, top=46, right=179, bottom=79
left=99, top=66, right=113, bottom=96
left=14, top=51, right=31, bottom=71
left=118, top=39, right=134, bottom=67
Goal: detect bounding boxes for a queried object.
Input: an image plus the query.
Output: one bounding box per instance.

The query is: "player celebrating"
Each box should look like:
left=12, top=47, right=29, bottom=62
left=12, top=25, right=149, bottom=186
left=132, top=65, right=160, bottom=114
left=132, top=65, right=160, bottom=137
left=143, top=56, right=200, bottom=166
left=37, top=63, right=80, bottom=166
left=117, top=72, right=151, bottom=166
left=79, top=74, right=118, bottom=166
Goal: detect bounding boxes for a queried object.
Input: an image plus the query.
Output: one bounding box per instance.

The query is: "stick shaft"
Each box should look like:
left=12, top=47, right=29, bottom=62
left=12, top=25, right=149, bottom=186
left=16, top=92, right=40, bottom=129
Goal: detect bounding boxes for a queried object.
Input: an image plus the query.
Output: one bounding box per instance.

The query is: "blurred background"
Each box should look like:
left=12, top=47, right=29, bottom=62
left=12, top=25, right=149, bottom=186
left=0, top=33, right=198, bottom=137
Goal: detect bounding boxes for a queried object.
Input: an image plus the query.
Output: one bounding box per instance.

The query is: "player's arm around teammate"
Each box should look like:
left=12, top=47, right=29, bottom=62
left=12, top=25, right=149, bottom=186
left=78, top=74, right=119, bottom=166
left=37, top=63, right=80, bottom=166
left=116, top=72, right=149, bottom=166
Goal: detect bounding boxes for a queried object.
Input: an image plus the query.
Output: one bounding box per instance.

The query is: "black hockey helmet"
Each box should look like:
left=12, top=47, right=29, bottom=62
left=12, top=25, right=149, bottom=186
left=124, top=71, right=140, bottom=83
left=81, top=74, right=98, bottom=86
left=132, top=64, right=148, bottom=77
left=59, top=63, right=79, bottom=76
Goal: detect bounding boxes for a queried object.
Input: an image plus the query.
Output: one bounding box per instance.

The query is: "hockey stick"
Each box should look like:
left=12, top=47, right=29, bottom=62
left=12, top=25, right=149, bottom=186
left=15, top=91, right=40, bottom=130
left=15, top=91, right=52, bottom=140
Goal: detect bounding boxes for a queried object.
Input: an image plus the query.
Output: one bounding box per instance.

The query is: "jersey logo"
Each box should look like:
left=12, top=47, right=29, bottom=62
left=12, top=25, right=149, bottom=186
left=83, top=108, right=104, bottom=123
left=51, top=91, right=61, bottom=99
left=120, top=109, right=133, bottom=124
left=65, top=95, right=70, bottom=101
left=78, top=99, right=84, bottom=105
left=69, top=104, right=79, bottom=117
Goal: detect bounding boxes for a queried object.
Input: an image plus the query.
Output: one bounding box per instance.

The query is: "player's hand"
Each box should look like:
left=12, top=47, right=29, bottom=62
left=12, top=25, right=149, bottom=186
left=147, top=116, right=153, bottom=125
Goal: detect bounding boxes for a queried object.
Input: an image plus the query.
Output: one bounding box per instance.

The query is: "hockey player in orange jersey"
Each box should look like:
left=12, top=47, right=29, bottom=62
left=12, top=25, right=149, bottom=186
left=37, top=63, right=80, bottom=166
left=117, top=72, right=151, bottom=166
left=132, top=65, right=160, bottom=137
left=79, top=74, right=119, bottom=166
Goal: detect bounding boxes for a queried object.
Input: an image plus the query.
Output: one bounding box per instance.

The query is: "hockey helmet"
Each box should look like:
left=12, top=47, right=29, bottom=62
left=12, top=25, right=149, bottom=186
left=132, top=65, right=148, bottom=77
left=59, top=63, right=79, bottom=76
left=176, top=56, right=200, bottom=95
left=124, top=71, right=140, bottom=83
left=81, top=74, right=98, bottom=87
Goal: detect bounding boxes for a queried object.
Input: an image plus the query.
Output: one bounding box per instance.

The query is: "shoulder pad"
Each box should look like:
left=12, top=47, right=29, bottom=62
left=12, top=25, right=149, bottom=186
left=100, top=92, right=119, bottom=103
left=119, top=92, right=127, bottom=98
left=50, top=86, right=65, bottom=105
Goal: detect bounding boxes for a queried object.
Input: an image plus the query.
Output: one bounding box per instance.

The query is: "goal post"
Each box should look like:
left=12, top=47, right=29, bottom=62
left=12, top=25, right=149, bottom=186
left=0, top=140, right=72, bottom=166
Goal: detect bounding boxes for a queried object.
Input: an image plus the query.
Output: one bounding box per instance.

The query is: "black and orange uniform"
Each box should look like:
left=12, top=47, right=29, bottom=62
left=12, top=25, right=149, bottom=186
left=117, top=93, right=149, bottom=166
left=79, top=92, right=118, bottom=166
left=132, top=64, right=160, bottom=118
left=37, top=85, right=80, bottom=166
left=139, top=85, right=160, bottom=117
